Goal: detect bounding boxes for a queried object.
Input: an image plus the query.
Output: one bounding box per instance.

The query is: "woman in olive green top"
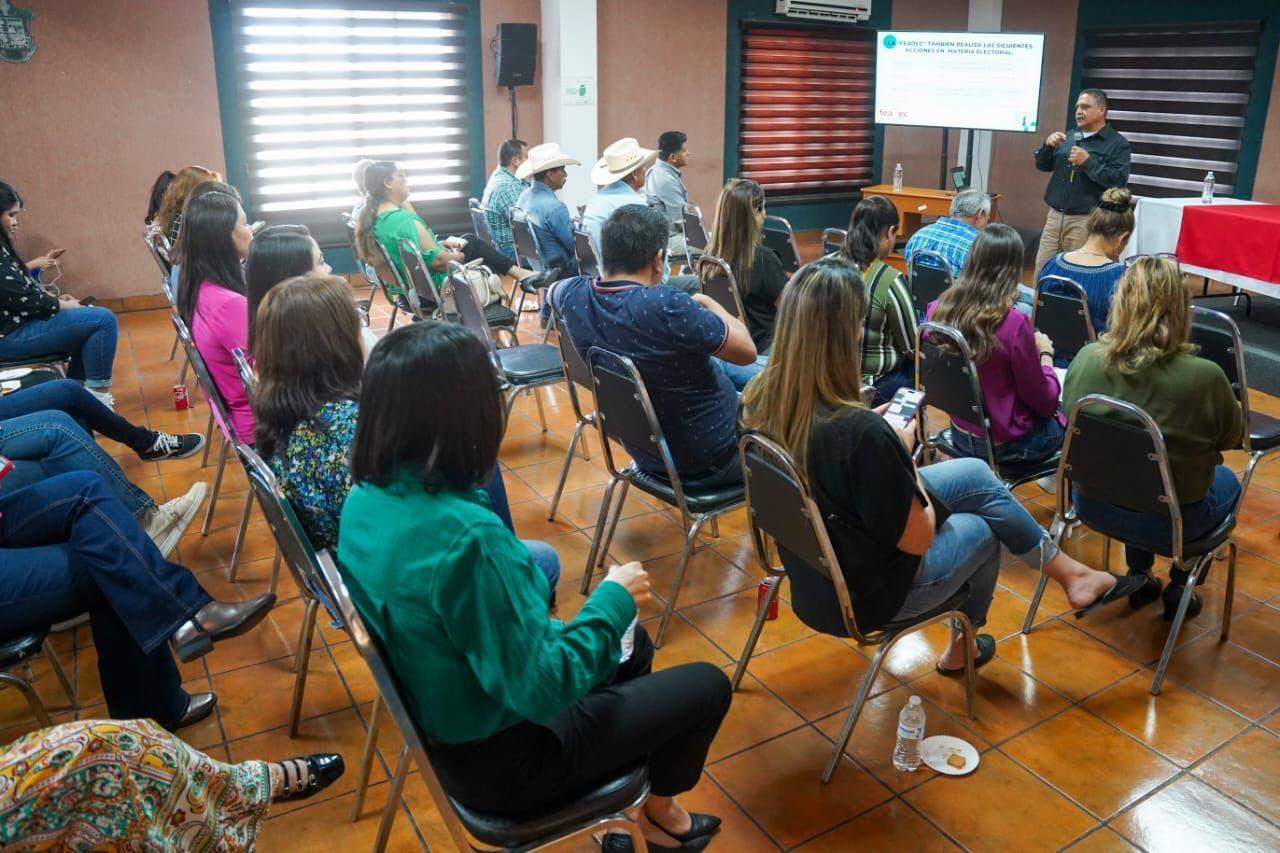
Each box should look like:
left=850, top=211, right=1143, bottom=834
left=338, top=322, right=729, bottom=852
left=1064, top=256, right=1243, bottom=619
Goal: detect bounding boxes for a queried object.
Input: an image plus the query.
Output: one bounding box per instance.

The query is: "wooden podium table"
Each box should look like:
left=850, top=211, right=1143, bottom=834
left=862, top=184, right=1001, bottom=272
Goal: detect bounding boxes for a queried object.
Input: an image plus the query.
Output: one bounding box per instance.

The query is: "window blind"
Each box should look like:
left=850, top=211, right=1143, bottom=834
left=1080, top=20, right=1262, bottom=199
left=231, top=1, right=472, bottom=246
left=738, top=24, right=875, bottom=200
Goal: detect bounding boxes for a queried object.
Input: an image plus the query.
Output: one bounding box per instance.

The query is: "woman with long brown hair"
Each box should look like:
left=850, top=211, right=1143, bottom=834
left=741, top=256, right=1143, bottom=672
left=1064, top=256, right=1243, bottom=618
left=928, top=223, right=1063, bottom=465
left=153, top=165, right=221, bottom=244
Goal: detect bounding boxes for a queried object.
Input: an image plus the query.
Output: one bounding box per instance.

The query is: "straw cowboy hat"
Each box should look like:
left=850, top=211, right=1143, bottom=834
left=515, top=142, right=581, bottom=180
left=590, top=138, right=658, bottom=185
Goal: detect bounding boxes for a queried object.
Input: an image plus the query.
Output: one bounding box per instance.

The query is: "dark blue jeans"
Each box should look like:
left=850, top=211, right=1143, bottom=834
left=1074, top=465, right=1241, bottom=584
left=0, top=379, right=153, bottom=452
left=870, top=361, right=915, bottom=407
left=0, top=307, right=119, bottom=387
left=0, top=472, right=213, bottom=722
left=950, top=415, right=1065, bottom=466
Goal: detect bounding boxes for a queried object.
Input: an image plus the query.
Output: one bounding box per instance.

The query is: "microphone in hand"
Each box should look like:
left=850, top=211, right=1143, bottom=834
left=1067, top=130, right=1082, bottom=183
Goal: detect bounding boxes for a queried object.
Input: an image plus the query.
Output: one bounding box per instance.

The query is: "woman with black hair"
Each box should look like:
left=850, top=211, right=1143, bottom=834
left=0, top=181, right=120, bottom=408
left=244, top=224, right=329, bottom=350
left=338, top=322, right=729, bottom=852
left=145, top=170, right=176, bottom=226
left=840, top=195, right=918, bottom=405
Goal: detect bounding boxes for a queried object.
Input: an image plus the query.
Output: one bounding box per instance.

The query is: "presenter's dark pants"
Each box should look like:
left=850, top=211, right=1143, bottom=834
left=428, top=626, right=732, bottom=817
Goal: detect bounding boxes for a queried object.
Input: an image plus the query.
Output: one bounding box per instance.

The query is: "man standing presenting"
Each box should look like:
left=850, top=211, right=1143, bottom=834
left=1033, top=88, right=1130, bottom=274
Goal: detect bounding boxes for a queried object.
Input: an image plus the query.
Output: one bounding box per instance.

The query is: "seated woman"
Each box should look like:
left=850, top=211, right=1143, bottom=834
left=254, top=274, right=556, bottom=590
left=338, top=322, right=730, bottom=852
left=1065, top=256, right=1244, bottom=618
left=928, top=224, right=1064, bottom=466
left=354, top=160, right=550, bottom=308
left=839, top=195, right=918, bottom=405
left=0, top=471, right=276, bottom=729
left=1, top=718, right=342, bottom=846
left=1038, top=187, right=1135, bottom=335
left=153, top=165, right=220, bottom=246
left=175, top=188, right=256, bottom=444
left=245, top=223, right=330, bottom=350
left=740, top=257, right=1144, bottom=671
left=0, top=182, right=120, bottom=408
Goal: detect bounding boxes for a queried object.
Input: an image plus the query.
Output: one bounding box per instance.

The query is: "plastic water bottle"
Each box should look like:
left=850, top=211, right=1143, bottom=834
left=893, top=162, right=904, bottom=193
left=1202, top=171, right=1216, bottom=204
left=892, top=695, right=926, bottom=772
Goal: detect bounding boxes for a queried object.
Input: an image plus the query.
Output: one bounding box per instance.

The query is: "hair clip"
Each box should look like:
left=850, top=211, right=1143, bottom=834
left=1097, top=200, right=1133, bottom=213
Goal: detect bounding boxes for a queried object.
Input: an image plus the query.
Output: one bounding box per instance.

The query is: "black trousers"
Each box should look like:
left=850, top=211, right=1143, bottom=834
left=460, top=234, right=518, bottom=277
left=429, top=625, right=732, bottom=817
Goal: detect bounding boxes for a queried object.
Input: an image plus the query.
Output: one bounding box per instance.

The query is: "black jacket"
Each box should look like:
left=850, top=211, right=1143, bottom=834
left=1034, top=124, right=1131, bottom=215
left=0, top=245, right=58, bottom=339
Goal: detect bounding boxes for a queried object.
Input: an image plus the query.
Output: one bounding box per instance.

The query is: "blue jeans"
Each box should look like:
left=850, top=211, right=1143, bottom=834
left=716, top=354, right=768, bottom=392
left=894, top=458, right=1059, bottom=628
left=870, top=361, right=915, bottom=406
left=487, top=465, right=560, bottom=599
left=0, top=307, right=119, bottom=387
left=1075, top=464, right=1241, bottom=583
left=950, top=415, right=1064, bottom=466
left=496, top=243, right=517, bottom=264
left=0, top=379, right=153, bottom=452
left=0, top=472, right=212, bottom=722
left=0, top=410, right=154, bottom=517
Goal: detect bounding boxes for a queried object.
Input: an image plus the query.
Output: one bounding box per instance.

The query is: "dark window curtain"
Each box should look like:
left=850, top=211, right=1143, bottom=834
left=1081, top=20, right=1262, bottom=198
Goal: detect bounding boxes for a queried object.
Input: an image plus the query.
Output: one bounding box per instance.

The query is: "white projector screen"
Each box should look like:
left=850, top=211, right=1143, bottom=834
left=874, top=31, right=1046, bottom=133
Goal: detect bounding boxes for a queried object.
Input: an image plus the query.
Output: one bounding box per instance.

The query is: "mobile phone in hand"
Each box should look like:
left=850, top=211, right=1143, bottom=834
left=883, top=387, right=925, bottom=431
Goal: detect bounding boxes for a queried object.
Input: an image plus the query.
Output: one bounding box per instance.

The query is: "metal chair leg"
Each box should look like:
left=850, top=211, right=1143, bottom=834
left=168, top=331, right=180, bottom=361
left=350, top=694, right=383, bottom=822
left=593, top=480, right=630, bottom=573
left=373, top=747, right=410, bottom=853
left=1151, top=558, right=1204, bottom=695
left=268, top=547, right=282, bottom=597
left=655, top=514, right=711, bottom=647
left=227, top=490, right=254, bottom=582
left=822, top=643, right=889, bottom=784
left=42, top=641, right=76, bottom=708
left=200, top=411, right=215, bottom=467
left=288, top=598, right=319, bottom=737
left=731, top=575, right=783, bottom=689
left=1220, top=542, right=1237, bottom=641
left=581, top=476, right=622, bottom=594
left=1021, top=518, right=1068, bottom=633
left=709, top=517, right=720, bottom=538
left=533, top=387, right=548, bottom=431
left=547, top=419, right=586, bottom=522
left=201, top=440, right=230, bottom=535
left=178, top=354, right=190, bottom=386
left=0, top=672, right=51, bottom=727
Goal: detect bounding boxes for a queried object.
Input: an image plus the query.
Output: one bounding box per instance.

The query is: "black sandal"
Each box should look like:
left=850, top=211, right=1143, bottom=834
left=273, top=753, right=345, bottom=802
left=937, top=633, right=997, bottom=676
left=1074, top=574, right=1151, bottom=619
left=650, top=813, right=721, bottom=844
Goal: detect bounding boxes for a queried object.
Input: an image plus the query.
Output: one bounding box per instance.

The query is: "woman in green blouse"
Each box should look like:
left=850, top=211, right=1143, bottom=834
left=338, top=322, right=730, bottom=852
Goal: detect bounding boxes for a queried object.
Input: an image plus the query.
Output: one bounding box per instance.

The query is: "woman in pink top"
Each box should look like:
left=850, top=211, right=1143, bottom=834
left=175, top=188, right=256, bottom=443
left=927, top=223, right=1064, bottom=465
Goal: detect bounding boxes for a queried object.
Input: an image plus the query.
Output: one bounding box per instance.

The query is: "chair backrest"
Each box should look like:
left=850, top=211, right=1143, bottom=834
left=230, top=347, right=256, bottom=407
left=314, top=551, right=475, bottom=853
left=447, top=262, right=501, bottom=359
left=143, top=226, right=173, bottom=277
left=739, top=433, right=865, bottom=641
left=572, top=222, right=602, bottom=278
left=821, top=227, right=847, bottom=257
left=1059, top=394, right=1184, bottom=555
left=340, top=212, right=380, bottom=289
left=907, top=250, right=954, bottom=317
left=763, top=215, right=802, bottom=273
left=398, top=238, right=442, bottom=316
left=915, top=320, right=998, bottom=470
left=551, top=311, right=594, bottom=424
left=1190, top=305, right=1247, bottom=405
left=509, top=206, right=545, bottom=272
left=696, top=254, right=746, bottom=321
left=171, top=313, right=241, bottom=445
left=370, top=238, right=418, bottom=313
left=468, top=197, right=495, bottom=244
left=1033, top=276, right=1095, bottom=360
left=681, top=203, right=709, bottom=252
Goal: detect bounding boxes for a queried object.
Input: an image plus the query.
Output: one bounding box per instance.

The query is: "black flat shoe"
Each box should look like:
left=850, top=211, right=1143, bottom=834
left=274, top=753, right=346, bottom=802
left=520, top=268, right=556, bottom=292
left=600, top=831, right=710, bottom=852
left=937, top=633, right=996, bottom=676
left=171, top=593, right=277, bottom=662
left=1074, top=574, right=1151, bottom=619
left=1162, top=583, right=1203, bottom=621
left=650, top=813, right=721, bottom=844
left=162, top=691, right=217, bottom=732
left=1128, top=573, right=1163, bottom=610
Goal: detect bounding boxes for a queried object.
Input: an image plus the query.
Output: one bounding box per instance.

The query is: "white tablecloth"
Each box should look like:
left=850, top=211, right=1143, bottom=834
left=1122, top=196, right=1279, bottom=299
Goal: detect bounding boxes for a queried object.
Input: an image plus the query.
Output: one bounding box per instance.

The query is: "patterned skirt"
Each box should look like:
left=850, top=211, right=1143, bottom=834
left=0, top=718, right=271, bottom=851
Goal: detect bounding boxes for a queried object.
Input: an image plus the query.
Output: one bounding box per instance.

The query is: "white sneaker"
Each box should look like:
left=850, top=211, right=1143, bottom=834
left=144, top=482, right=209, bottom=558
left=88, top=389, right=115, bottom=410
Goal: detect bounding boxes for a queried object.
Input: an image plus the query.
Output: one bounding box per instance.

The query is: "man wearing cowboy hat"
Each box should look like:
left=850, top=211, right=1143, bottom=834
left=514, top=142, right=581, bottom=278
left=582, top=138, right=657, bottom=252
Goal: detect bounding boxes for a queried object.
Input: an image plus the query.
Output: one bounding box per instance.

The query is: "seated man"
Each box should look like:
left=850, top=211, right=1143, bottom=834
left=644, top=130, right=699, bottom=262
left=550, top=205, right=755, bottom=487
left=583, top=137, right=656, bottom=252
left=903, top=188, right=991, bottom=278
left=514, top=143, right=580, bottom=277
left=480, top=138, right=528, bottom=261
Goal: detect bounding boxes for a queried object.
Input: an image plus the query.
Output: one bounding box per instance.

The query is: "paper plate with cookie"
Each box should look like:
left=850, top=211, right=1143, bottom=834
left=920, top=735, right=979, bottom=776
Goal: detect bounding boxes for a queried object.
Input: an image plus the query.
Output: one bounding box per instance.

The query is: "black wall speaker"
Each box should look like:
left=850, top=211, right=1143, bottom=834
left=496, top=23, right=537, bottom=87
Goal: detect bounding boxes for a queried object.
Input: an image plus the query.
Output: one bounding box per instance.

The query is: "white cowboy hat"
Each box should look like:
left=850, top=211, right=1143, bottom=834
left=516, top=142, right=581, bottom=180
left=590, top=138, right=658, bottom=185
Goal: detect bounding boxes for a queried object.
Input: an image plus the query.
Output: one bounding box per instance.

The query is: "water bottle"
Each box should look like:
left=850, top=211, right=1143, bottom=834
left=892, top=695, right=926, bottom=772
left=1202, top=171, right=1215, bottom=204
left=893, top=162, right=904, bottom=193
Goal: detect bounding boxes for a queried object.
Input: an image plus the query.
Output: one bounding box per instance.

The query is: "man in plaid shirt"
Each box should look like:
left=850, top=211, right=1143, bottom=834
left=902, top=189, right=991, bottom=278
left=480, top=138, right=528, bottom=261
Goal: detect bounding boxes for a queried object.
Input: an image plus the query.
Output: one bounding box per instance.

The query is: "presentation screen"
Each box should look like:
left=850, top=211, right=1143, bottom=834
left=874, top=31, right=1046, bottom=133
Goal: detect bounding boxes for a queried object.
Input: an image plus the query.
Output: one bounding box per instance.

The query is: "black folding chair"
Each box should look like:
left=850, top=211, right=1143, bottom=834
left=546, top=312, right=595, bottom=522
left=914, top=321, right=1062, bottom=489
left=340, top=211, right=380, bottom=313
left=733, top=433, right=975, bottom=782
left=315, top=551, right=650, bottom=852
left=509, top=206, right=549, bottom=312
left=468, top=197, right=495, bottom=244
left=763, top=214, right=802, bottom=273
left=696, top=254, right=746, bottom=321
left=369, top=239, right=416, bottom=332
left=821, top=227, right=847, bottom=257
left=400, top=239, right=518, bottom=346
left=231, top=347, right=256, bottom=407
left=581, top=348, right=746, bottom=646
left=1033, top=275, right=1095, bottom=362
left=0, top=628, right=76, bottom=729
left=573, top=222, right=602, bottom=278
left=681, top=203, right=709, bottom=253
left=1021, top=395, right=1240, bottom=695
left=907, top=249, right=954, bottom=318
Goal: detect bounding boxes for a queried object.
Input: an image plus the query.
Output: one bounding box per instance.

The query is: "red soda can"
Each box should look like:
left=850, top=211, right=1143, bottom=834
left=757, top=578, right=779, bottom=621
left=173, top=383, right=190, bottom=410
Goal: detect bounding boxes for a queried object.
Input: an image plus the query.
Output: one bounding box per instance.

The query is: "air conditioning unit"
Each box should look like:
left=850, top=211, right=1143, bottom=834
left=775, top=0, right=871, bottom=23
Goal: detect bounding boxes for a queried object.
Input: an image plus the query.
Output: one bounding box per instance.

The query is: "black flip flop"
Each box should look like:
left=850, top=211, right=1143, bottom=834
left=937, top=633, right=996, bottom=676
left=1074, top=573, right=1151, bottom=619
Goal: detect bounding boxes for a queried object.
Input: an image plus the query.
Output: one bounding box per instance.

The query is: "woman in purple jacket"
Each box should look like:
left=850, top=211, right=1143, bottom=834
left=927, top=224, right=1063, bottom=465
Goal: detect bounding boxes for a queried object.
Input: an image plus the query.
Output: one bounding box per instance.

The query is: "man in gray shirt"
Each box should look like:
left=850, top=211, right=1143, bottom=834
left=645, top=130, right=700, bottom=263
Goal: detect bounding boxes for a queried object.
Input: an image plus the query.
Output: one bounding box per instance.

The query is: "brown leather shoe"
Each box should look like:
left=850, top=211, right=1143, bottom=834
left=171, top=593, right=276, bottom=662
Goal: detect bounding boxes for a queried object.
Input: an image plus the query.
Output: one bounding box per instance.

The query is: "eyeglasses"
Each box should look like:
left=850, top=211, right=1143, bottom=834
left=1123, top=252, right=1180, bottom=270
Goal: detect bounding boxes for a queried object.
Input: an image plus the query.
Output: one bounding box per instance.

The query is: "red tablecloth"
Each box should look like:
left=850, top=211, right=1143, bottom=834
left=1176, top=202, right=1280, bottom=285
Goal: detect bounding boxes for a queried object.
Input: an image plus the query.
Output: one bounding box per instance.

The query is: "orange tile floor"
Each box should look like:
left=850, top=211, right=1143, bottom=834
left=2, top=290, right=1280, bottom=851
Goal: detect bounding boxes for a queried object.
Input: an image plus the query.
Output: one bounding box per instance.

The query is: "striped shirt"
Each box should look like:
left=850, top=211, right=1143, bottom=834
left=859, top=259, right=918, bottom=383
left=903, top=217, right=979, bottom=278
left=480, top=166, right=527, bottom=249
